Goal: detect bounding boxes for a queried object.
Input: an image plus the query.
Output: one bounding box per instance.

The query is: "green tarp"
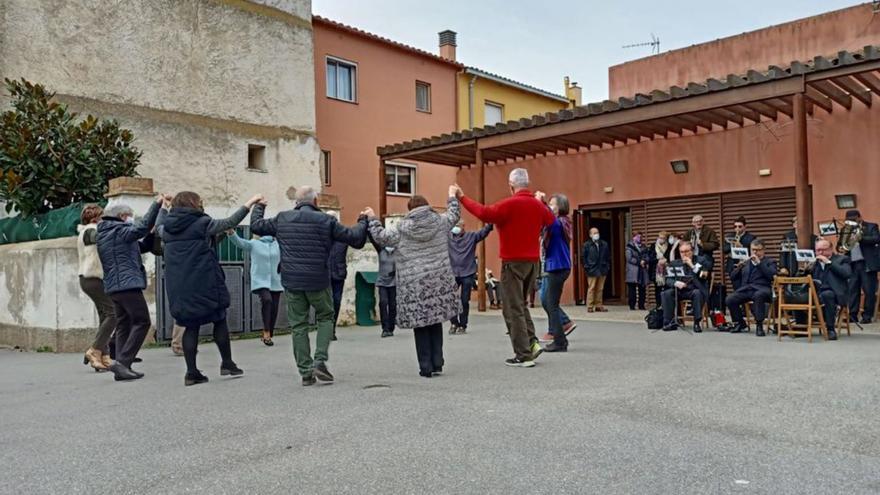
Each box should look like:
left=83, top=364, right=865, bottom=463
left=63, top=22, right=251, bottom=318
left=0, top=201, right=100, bottom=245
left=355, top=271, right=378, bottom=326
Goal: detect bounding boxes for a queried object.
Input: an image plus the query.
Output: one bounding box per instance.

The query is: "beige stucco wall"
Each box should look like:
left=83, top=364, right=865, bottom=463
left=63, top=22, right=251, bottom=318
left=0, top=0, right=320, bottom=209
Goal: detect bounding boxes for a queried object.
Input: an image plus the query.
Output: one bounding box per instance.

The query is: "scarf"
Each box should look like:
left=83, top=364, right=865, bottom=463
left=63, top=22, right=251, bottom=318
left=543, top=215, right=573, bottom=250
left=655, top=240, right=667, bottom=260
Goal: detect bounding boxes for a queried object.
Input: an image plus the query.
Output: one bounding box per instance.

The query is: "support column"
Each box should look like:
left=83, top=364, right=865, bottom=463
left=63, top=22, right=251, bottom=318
left=378, top=158, right=387, bottom=220
left=476, top=148, right=487, bottom=312
left=793, top=92, right=812, bottom=248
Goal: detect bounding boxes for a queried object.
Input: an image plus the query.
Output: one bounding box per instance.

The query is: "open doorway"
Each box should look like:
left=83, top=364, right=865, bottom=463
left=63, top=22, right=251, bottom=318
left=576, top=207, right=631, bottom=304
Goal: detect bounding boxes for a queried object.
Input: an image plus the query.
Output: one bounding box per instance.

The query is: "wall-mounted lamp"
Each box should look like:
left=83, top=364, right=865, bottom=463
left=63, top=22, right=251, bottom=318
left=603, top=186, right=614, bottom=193
left=758, top=168, right=772, bottom=177
left=835, top=194, right=857, bottom=209
left=670, top=159, right=689, bottom=174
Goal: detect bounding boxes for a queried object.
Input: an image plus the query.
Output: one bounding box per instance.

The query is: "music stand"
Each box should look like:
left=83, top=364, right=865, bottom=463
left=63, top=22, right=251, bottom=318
left=658, top=265, right=693, bottom=335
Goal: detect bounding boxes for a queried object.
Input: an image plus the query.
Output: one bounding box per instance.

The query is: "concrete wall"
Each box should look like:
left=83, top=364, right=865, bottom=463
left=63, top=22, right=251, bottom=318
left=457, top=103, right=880, bottom=304
left=608, top=4, right=880, bottom=99
left=0, top=0, right=320, bottom=210
left=313, top=18, right=460, bottom=223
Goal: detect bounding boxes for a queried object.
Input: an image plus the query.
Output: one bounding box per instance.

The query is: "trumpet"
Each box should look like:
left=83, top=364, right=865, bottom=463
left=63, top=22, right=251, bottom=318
left=837, top=219, right=862, bottom=254
left=725, top=232, right=743, bottom=248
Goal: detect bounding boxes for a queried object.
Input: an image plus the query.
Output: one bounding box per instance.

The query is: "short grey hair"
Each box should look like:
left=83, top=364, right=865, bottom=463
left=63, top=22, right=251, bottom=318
left=692, top=215, right=703, bottom=222
left=508, top=168, right=529, bottom=188
left=295, top=186, right=318, bottom=205
left=104, top=203, right=133, bottom=219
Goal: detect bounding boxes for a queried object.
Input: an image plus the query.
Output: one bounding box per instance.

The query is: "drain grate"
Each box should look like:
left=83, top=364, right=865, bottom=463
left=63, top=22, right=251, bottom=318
left=363, top=384, right=391, bottom=390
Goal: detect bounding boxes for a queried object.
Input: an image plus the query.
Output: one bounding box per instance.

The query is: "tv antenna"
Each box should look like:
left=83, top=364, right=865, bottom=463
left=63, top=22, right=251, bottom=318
left=622, top=33, right=660, bottom=54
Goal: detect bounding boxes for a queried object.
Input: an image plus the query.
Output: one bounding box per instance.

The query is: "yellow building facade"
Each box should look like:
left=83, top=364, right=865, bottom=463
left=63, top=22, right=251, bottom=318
left=457, top=68, right=581, bottom=130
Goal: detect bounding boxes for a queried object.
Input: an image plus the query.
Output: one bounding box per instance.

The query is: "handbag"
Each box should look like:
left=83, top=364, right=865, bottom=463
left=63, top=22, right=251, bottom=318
left=645, top=308, right=664, bottom=329
left=783, top=283, right=810, bottom=305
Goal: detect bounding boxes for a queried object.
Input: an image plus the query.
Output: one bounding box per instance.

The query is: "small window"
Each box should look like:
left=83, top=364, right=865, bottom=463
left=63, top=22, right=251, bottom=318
left=247, top=144, right=266, bottom=172
left=484, top=101, right=504, bottom=126
left=416, top=81, right=431, bottom=112
left=385, top=164, right=415, bottom=195
left=320, top=150, right=332, bottom=186
left=326, top=56, right=357, bottom=102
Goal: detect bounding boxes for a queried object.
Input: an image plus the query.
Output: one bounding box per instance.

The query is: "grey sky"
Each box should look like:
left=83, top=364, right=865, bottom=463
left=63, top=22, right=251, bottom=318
left=313, top=0, right=862, bottom=102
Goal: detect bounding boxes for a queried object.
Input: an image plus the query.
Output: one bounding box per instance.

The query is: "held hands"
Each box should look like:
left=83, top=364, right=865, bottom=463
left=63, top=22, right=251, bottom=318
left=449, top=184, right=463, bottom=199
left=361, top=207, right=376, bottom=219
left=245, top=194, right=265, bottom=208
left=225, top=229, right=235, bottom=236
left=534, top=191, right=547, bottom=202
left=156, top=193, right=172, bottom=209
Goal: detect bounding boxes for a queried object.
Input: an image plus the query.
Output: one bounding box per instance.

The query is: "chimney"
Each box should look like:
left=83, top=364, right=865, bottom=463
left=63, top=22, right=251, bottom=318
left=438, top=30, right=457, bottom=61
left=565, top=76, right=582, bottom=107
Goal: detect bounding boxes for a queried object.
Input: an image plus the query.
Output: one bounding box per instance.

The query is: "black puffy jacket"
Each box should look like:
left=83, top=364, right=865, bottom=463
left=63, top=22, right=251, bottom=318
left=160, top=208, right=230, bottom=326
left=97, top=201, right=162, bottom=294
left=328, top=241, right=349, bottom=282
left=250, top=203, right=367, bottom=291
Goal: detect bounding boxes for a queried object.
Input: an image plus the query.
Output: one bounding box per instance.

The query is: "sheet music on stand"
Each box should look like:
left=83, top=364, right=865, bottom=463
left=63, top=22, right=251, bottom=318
left=795, top=249, right=816, bottom=263
left=731, top=247, right=749, bottom=260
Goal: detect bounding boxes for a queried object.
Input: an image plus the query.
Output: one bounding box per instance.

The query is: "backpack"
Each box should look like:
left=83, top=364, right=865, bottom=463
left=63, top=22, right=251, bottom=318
left=645, top=308, right=664, bottom=329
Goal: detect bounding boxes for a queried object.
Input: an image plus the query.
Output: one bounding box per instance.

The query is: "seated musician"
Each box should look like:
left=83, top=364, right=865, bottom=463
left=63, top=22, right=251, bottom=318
left=661, top=241, right=713, bottom=333
left=806, top=239, right=852, bottom=341
left=725, top=239, right=777, bottom=336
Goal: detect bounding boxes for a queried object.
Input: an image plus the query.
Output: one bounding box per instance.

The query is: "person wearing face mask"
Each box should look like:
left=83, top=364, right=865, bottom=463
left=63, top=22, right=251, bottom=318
left=369, top=230, right=398, bottom=338
left=722, top=216, right=756, bottom=290
left=582, top=227, right=611, bottom=312
left=646, top=231, right=669, bottom=307
left=159, top=191, right=263, bottom=385
left=625, top=232, right=648, bottom=310
left=96, top=195, right=166, bottom=381
left=806, top=239, right=852, bottom=340
left=447, top=220, right=493, bottom=334
left=227, top=227, right=283, bottom=346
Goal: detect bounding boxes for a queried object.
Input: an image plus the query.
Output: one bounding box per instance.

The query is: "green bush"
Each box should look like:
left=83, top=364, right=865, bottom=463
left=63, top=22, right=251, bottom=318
left=0, top=78, right=141, bottom=217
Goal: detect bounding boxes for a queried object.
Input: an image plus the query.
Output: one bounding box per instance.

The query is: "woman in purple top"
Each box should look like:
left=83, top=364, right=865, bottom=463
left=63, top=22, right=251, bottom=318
left=537, top=192, right=573, bottom=352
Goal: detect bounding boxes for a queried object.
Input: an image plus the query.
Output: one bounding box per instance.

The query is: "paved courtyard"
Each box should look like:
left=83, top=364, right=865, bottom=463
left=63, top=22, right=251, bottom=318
left=3, top=314, right=880, bottom=495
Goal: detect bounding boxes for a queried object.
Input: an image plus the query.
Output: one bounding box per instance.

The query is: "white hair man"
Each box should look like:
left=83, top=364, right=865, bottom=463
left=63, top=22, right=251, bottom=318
left=250, top=186, right=368, bottom=385
left=451, top=168, right=555, bottom=367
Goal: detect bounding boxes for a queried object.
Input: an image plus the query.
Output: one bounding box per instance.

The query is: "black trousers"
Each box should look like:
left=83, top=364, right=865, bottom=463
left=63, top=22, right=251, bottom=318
left=848, top=261, right=878, bottom=321
left=627, top=282, right=646, bottom=310
left=653, top=283, right=663, bottom=308
left=331, top=278, right=345, bottom=328
left=451, top=274, right=475, bottom=329
left=254, top=288, right=281, bottom=336
left=661, top=288, right=704, bottom=324
left=727, top=286, right=772, bottom=324
left=109, top=289, right=151, bottom=368
left=183, top=318, right=233, bottom=374
left=378, top=286, right=397, bottom=333
left=819, top=290, right=841, bottom=330
left=487, top=284, right=502, bottom=305
left=413, top=323, right=444, bottom=374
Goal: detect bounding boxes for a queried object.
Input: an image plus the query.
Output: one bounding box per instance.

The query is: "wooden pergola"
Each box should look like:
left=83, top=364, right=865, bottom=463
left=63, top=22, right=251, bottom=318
left=377, top=47, right=880, bottom=311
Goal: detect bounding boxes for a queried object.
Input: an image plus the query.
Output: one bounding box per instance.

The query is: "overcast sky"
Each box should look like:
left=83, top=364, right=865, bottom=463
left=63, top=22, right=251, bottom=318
left=313, top=0, right=861, bottom=102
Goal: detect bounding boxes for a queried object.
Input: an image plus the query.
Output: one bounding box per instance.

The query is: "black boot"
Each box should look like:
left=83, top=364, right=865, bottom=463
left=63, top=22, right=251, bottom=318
left=221, top=362, right=244, bottom=376
left=729, top=321, right=748, bottom=334
left=693, top=321, right=703, bottom=333
left=827, top=328, right=838, bottom=341
left=662, top=322, right=678, bottom=332
left=185, top=370, right=209, bottom=386
left=109, top=362, right=142, bottom=381
left=755, top=323, right=765, bottom=337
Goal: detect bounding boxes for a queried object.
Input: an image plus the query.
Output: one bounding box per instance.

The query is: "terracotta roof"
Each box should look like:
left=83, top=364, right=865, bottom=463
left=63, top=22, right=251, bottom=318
left=465, top=67, right=570, bottom=103
left=313, top=16, right=464, bottom=69
left=378, top=45, right=880, bottom=156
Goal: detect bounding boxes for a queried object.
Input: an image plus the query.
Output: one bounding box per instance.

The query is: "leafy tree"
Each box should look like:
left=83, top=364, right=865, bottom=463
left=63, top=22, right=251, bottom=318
left=0, top=78, right=141, bottom=216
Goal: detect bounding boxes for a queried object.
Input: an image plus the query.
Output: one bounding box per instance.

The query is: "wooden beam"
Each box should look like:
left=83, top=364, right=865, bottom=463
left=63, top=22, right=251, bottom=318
left=725, top=104, right=762, bottom=123
left=853, top=71, right=880, bottom=95
left=809, top=80, right=852, bottom=110
left=664, top=116, right=698, bottom=134
left=762, top=98, right=794, bottom=118
left=792, top=93, right=811, bottom=249
left=476, top=148, right=487, bottom=312
left=617, top=123, right=657, bottom=140
left=676, top=113, right=714, bottom=132
left=379, top=139, right=475, bottom=160
left=477, top=77, right=804, bottom=150
left=692, top=110, right=730, bottom=128
left=804, top=86, right=833, bottom=113
left=804, top=59, right=880, bottom=84
left=831, top=76, right=872, bottom=107
left=707, top=108, right=744, bottom=127
left=742, top=101, right=779, bottom=120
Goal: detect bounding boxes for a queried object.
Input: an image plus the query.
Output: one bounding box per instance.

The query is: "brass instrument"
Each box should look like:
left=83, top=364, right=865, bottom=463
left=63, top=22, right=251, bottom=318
left=725, top=232, right=743, bottom=248
left=837, top=219, right=862, bottom=254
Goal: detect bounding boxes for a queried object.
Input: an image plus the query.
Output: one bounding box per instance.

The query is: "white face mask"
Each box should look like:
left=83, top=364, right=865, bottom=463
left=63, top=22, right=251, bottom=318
left=451, top=226, right=462, bottom=235
left=124, top=216, right=135, bottom=224
left=591, top=234, right=600, bottom=241
left=385, top=247, right=395, bottom=253
left=668, top=236, right=677, bottom=244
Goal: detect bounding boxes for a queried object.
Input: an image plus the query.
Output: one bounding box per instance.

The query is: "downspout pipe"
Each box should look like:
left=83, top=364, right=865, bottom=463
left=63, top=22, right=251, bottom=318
left=468, top=74, right=478, bottom=129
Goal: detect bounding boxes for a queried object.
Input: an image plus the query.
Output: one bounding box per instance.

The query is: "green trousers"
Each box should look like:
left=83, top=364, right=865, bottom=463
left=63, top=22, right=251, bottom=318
left=286, top=288, right=335, bottom=377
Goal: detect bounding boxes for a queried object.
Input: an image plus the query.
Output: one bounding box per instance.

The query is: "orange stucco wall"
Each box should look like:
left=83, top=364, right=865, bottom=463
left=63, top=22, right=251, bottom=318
left=609, top=4, right=880, bottom=99
left=314, top=21, right=459, bottom=223
left=458, top=103, right=880, bottom=304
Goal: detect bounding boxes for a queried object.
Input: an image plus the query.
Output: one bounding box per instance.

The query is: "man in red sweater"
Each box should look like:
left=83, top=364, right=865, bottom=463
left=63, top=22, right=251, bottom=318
left=454, top=168, right=555, bottom=367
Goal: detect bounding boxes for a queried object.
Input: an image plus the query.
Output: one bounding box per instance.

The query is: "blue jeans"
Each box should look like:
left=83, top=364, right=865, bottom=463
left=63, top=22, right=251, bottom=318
left=451, top=274, right=475, bottom=329
left=539, top=272, right=571, bottom=339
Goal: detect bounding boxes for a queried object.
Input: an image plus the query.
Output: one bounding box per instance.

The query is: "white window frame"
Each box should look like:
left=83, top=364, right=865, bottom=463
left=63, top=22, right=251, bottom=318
left=415, top=81, right=431, bottom=113
left=325, top=55, right=358, bottom=103
left=385, top=162, right=417, bottom=196
left=484, top=100, right=504, bottom=126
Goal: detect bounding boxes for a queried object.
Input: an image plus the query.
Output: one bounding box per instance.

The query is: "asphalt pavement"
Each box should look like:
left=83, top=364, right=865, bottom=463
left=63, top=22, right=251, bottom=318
left=2, top=315, right=879, bottom=495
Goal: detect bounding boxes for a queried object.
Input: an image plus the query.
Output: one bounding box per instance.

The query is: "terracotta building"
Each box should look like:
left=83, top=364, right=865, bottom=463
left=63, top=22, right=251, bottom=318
left=378, top=4, right=880, bottom=307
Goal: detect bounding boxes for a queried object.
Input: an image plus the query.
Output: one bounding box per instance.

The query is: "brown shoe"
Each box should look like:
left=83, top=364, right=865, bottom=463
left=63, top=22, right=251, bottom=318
left=83, top=348, right=107, bottom=371
left=587, top=308, right=595, bottom=313
left=597, top=307, right=609, bottom=312
left=101, top=354, right=112, bottom=368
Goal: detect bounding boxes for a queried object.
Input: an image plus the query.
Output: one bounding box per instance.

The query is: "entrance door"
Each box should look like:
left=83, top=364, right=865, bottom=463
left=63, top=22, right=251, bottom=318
left=579, top=207, right=630, bottom=304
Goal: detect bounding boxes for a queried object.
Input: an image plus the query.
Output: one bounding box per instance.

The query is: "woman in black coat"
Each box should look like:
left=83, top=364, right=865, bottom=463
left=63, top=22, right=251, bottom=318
left=159, top=191, right=264, bottom=386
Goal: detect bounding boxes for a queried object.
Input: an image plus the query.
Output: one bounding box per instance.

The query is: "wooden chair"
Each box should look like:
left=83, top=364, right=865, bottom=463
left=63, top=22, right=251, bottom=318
left=775, top=276, right=827, bottom=342
left=678, top=273, right=713, bottom=325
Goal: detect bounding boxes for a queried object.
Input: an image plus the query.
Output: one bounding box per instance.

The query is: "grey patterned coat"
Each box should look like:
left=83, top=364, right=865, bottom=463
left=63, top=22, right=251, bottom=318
left=368, top=197, right=461, bottom=329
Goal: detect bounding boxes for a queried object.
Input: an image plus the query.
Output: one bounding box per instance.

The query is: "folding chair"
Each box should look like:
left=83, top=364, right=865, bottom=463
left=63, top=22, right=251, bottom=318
left=775, top=276, right=827, bottom=343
